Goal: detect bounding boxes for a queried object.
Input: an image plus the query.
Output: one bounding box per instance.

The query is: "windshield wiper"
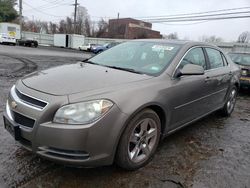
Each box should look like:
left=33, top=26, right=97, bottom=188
left=105, top=65, right=144, bottom=74
left=82, top=59, right=100, bottom=65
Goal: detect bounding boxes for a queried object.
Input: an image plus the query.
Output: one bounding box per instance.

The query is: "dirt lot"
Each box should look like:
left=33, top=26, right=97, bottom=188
left=0, top=45, right=249, bottom=188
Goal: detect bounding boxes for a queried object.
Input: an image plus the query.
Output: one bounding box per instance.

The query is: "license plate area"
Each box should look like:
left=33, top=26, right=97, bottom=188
left=4, top=116, right=21, bottom=141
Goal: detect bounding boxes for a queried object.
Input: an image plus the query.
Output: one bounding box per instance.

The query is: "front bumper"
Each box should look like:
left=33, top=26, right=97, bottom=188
left=3, top=84, right=128, bottom=167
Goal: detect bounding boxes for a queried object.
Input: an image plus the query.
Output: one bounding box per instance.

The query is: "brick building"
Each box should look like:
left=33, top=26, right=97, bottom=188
left=108, top=18, right=162, bottom=39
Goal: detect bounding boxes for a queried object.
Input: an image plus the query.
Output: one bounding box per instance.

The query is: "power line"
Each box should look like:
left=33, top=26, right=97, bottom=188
left=22, top=0, right=65, bottom=18
left=149, top=15, right=250, bottom=23
left=24, top=0, right=68, bottom=12
left=156, top=20, right=210, bottom=26
left=144, top=11, right=250, bottom=22
left=135, top=6, right=250, bottom=19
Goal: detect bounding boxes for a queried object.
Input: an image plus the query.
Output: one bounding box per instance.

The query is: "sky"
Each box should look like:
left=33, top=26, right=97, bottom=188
left=19, top=0, right=250, bottom=42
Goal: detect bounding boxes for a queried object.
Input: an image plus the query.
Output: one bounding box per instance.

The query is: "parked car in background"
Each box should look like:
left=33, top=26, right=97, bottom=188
left=3, top=40, right=240, bottom=170
left=228, top=52, right=250, bottom=88
left=0, top=33, right=16, bottom=45
left=18, top=38, right=38, bottom=48
left=79, top=43, right=96, bottom=51
left=91, top=42, right=119, bottom=54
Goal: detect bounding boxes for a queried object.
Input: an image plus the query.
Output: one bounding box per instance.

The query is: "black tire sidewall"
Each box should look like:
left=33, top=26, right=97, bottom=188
left=116, top=109, right=161, bottom=170
left=221, top=86, right=238, bottom=116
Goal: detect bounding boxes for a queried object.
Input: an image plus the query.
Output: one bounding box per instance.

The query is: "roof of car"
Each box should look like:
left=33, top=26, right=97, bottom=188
left=133, top=39, right=217, bottom=47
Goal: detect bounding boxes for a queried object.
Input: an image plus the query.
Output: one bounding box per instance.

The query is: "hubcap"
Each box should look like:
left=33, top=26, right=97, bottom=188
left=227, top=89, right=237, bottom=113
left=128, top=118, right=158, bottom=163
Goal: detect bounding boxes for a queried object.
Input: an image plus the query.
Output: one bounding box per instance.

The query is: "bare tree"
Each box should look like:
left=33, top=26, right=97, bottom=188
left=22, top=19, right=48, bottom=33
left=84, top=17, right=91, bottom=37
left=94, top=18, right=108, bottom=37
left=200, top=35, right=223, bottom=43
left=164, top=32, right=178, bottom=39
left=58, top=19, right=66, bottom=33
left=49, top=22, right=57, bottom=34
left=237, top=31, right=250, bottom=43
left=74, top=6, right=91, bottom=35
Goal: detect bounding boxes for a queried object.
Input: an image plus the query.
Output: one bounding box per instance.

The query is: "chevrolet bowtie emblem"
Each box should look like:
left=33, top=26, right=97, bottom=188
left=11, top=101, right=17, bottom=109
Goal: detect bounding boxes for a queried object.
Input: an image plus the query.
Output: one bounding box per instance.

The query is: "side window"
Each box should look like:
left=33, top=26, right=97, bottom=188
left=179, top=48, right=206, bottom=70
left=206, top=48, right=224, bottom=69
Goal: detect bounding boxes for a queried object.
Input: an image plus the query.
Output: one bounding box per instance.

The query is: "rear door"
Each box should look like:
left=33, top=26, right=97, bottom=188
left=203, top=48, right=232, bottom=110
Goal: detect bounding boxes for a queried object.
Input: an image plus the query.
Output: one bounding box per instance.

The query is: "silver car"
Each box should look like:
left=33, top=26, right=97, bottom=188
left=3, top=40, right=240, bottom=170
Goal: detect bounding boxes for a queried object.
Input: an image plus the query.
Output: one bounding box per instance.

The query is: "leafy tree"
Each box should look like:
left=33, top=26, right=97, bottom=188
left=0, top=0, right=18, bottom=22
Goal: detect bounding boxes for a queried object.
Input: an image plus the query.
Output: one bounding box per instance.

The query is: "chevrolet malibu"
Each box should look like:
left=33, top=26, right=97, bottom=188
left=3, top=40, right=240, bottom=170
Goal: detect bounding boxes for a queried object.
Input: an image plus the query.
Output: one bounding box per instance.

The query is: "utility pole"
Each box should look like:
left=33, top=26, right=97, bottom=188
left=19, top=0, right=23, bottom=37
left=73, top=0, right=78, bottom=34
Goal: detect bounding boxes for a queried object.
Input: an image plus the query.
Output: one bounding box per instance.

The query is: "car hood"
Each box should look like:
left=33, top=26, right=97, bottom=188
left=21, top=63, right=152, bottom=96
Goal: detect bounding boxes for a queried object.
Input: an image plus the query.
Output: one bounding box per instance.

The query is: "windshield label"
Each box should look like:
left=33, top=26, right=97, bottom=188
left=152, top=45, right=174, bottom=51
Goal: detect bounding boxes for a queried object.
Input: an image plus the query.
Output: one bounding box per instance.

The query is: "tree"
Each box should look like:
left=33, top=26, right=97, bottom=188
left=200, top=35, right=223, bottom=43
left=237, top=31, right=250, bottom=43
left=94, top=18, right=108, bottom=37
left=49, top=22, right=57, bottom=34
left=84, top=17, right=91, bottom=37
left=74, top=6, right=91, bottom=35
left=0, top=0, right=18, bottom=22
left=164, top=32, right=178, bottom=39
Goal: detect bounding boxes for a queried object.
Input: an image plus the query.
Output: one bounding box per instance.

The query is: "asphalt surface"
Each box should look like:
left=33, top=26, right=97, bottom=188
left=0, top=44, right=249, bottom=188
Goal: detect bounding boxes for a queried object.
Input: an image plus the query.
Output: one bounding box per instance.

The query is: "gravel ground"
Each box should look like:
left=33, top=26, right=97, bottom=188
left=0, top=45, right=249, bottom=188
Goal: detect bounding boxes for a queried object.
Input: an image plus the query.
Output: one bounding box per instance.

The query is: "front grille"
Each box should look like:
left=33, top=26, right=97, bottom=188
left=13, top=111, right=35, bottom=128
left=15, top=88, right=47, bottom=109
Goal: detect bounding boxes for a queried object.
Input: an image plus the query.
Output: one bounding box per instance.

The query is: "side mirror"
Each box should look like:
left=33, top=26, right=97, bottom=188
left=176, top=64, right=204, bottom=77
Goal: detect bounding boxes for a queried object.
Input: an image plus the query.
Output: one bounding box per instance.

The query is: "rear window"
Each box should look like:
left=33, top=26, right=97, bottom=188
left=205, top=48, right=224, bottom=69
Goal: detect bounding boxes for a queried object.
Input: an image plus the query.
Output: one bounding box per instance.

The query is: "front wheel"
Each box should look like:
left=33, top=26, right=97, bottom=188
left=220, top=86, right=238, bottom=116
left=116, top=109, right=161, bottom=170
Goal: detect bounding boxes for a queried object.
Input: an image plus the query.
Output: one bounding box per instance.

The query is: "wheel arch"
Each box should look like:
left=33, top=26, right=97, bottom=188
left=113, top=102, right=168, bottom=162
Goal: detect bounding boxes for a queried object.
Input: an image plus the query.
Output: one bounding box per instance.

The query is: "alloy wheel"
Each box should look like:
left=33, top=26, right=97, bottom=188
left=227, top=88, right=237, bottom=114
left=128, top=118, right=158, bottom=163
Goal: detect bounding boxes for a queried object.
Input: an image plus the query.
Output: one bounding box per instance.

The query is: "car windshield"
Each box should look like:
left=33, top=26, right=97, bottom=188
left=88, top=41, right=181, bottom=75
left=228, top=53, right=250, bottom=66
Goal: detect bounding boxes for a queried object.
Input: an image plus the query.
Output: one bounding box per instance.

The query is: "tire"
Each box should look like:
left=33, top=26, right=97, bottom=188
left=220, top=86, right=238, bottom=117
left=116, top=109, right=161, bottom=170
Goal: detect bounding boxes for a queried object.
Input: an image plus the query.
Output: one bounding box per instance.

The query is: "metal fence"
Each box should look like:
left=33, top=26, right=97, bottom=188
left=22, top=32, right=54, bottom=46
left=84, top=37, right=129, bottom=45
left=22, top=32, right=250, bottom=53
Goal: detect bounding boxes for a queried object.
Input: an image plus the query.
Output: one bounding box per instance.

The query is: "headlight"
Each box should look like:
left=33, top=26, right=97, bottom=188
left=53, top=99, right=113, bottom=124
left=241, top=70, right=247, bottom=76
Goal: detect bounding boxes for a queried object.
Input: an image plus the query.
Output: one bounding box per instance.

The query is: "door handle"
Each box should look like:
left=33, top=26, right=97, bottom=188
left=205, top=76, right=211, bottom=82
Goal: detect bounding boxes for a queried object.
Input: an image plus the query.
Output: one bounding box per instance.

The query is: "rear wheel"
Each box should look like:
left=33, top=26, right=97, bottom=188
left=220, top=86, right=237, bottom=116
left=116, top=109, right=161, bottom=170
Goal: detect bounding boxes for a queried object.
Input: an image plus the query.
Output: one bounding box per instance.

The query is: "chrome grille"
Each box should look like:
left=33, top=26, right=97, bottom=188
left=11, top=86, right=48, bottom=110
